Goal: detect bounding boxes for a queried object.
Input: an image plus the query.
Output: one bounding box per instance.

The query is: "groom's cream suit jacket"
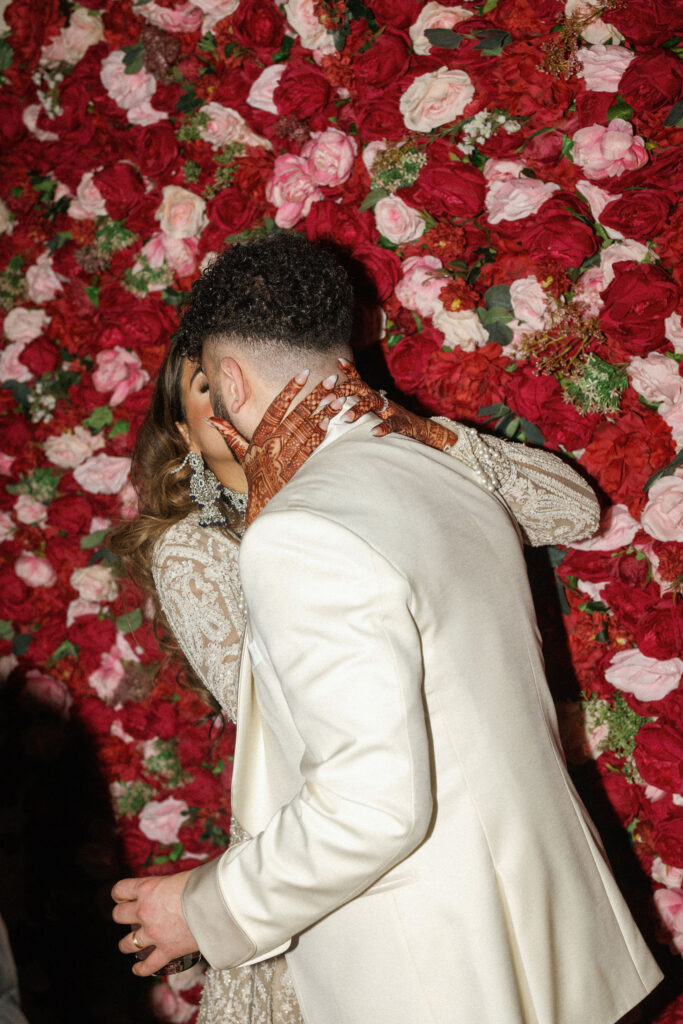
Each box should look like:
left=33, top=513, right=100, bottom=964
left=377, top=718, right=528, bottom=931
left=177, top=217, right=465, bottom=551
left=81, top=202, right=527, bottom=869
left=184, top=415, right=662, bottom=1024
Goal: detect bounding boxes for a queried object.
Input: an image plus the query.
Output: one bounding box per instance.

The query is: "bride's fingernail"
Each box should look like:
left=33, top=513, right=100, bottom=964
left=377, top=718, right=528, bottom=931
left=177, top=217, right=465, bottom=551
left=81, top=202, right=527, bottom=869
left=295, top=369, right=310, bottom=384
left=322, top=374, right=338, bottom=388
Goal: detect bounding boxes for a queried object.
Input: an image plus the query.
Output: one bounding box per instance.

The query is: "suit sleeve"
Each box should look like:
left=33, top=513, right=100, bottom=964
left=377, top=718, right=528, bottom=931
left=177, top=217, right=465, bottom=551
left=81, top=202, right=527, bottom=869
left=182, top=509, right=433, bottom=968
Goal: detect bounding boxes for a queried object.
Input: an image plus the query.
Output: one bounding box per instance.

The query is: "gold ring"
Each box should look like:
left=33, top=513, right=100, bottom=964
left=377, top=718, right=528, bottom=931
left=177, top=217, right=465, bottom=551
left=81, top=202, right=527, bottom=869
left=132, top=930, right=144, bottom=950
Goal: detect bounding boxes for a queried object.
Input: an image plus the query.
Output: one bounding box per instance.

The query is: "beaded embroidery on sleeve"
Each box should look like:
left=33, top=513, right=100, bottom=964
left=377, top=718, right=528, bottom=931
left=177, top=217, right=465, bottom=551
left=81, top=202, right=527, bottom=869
left=432, top=417, right=600, bottom=547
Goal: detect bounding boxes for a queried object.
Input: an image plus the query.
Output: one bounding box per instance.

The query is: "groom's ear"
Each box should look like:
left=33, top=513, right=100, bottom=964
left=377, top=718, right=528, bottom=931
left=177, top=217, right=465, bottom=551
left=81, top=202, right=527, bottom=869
left=220, top=355, right=250, bottom=413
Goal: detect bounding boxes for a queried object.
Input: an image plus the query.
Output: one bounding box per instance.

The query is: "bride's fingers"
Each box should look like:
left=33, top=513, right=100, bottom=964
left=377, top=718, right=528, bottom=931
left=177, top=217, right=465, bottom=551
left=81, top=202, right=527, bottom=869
left=252, top=371, right=310, bottom=446
left=207, top=417, right=249, bottom=460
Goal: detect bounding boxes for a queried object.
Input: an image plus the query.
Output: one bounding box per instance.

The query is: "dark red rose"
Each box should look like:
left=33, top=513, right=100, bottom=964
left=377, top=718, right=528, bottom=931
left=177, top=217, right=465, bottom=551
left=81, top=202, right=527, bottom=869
left=351, top=242, right=402, bottom=302
left=653, top=813, right=683, bottom=869
left=599, top=263, right=679, bottom=360
left=5, top=0, right=62, bottom=66
left=304, top=201, right=377, bottom=250
left=600, top=769, right=642, bottom=824
left=93, top=163, right=146, bottom=222
left=405, top=160, right=486, bottom=221
left=353, top=28, right=410, bottom=89
left=232, top=0, right=284, bottom=53
left=126, top=123, right=179, bottom=181
left=525, top=194, right=598, bottom=269
left=353, top=92, right=409, bottom=141
left=420, top=343, right=509, bottom=421
left=616, top=146, right=683, bottom=194
left=20, top=337, right=60, bottom=376
left=505, top=367, right=600, bottom=452
left=600, top=189, right=676, bottom=243
left=0, top=574, right=34, bottom=620
left=385, top=329, right=442, bottom=395
left=0, top=94, right=26, bottom=147
left=366, top=0, right=420, bottom=28
left=47, top=495, right=95, bottom=535
left=206, top=188, right=261, bottom=241
left=484, top=42, right=574, bottom=125
left=611, top=0, right=683, bottom=46
left=635, top=723, right=683, bottom=794
left=580, top=410, right=675, bottom=513
left=274, top=64, right=332, bottom=120
left=574, top=91, right=613, bottom=129
left=489, top=0, right=558, bottom=36
left=67, top=615, right=117, bottom=662
left=600, top=579, right=662, bottom=636
left=619, top=52, right=683, bottom=116
left=634, top=596, right=683, bottom=661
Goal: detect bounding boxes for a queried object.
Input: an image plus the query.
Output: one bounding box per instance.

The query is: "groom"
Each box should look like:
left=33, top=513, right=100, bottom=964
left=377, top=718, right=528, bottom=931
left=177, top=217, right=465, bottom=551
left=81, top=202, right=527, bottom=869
left=113, top=233, right=661, bottom=1023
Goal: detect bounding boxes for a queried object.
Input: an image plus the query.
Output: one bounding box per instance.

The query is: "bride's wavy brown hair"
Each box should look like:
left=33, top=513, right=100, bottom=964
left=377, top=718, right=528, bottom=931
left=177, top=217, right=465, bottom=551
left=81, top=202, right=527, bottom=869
left=110, top=338, right=241, bottom=706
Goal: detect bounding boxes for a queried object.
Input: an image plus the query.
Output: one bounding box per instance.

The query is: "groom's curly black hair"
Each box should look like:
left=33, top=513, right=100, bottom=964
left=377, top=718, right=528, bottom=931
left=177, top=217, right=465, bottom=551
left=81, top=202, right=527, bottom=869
left=177, top=231, right=354, bottom=361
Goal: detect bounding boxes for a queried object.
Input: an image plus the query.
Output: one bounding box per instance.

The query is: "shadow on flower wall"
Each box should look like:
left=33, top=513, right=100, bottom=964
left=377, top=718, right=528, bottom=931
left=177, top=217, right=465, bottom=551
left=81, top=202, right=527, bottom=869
left=1, top=0, right=683, bottom=1020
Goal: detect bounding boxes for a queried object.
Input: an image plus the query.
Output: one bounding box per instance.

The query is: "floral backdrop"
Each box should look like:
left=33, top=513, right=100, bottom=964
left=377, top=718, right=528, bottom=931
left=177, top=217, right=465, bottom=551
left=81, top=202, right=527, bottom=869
left=1, top=0, right=682, bottom=1020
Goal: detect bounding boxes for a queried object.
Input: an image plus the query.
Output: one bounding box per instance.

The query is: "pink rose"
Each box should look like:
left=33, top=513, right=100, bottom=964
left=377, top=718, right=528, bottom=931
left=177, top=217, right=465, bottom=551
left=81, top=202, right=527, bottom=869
left=119, top=481, right=138, bottom=520
left=25, top=253, right=64, bottom=304
left=40, top=6, right=104, bottom=65
left=572, top=503, right=640, bottom=551
left=68, top=170, right=108, bottom=220
left=409, top=3, right=472, bottom=55
left=89, top=632, right=139, bottom=701
left=599, top=239, right=649, bottom=288
left=70, top=565, right=118, bottom=604
left=73, top=454, right=131, bottom=495
left=485, top=178, right=560, bottom=224
left=193, top=0, right=240, bottom=34
left=134, top=233, right=197, bottom=283
left=0, top=511, right=15, bottom=542
left=15, top=552, right=57, bottom=588
left=574, top=265, right=607, bottom=316
left=92, top=346, right=150, bottom=407
left=134, top=0, right=203, bottom=34
left=4, top=307, right=49, bottom=343
left=665, top=313, right=683, bottom=354
left=149, top=982, right=196, bottom=1023
left=564, top=0, right=624, bottom=44
left=247, top=65, right=286, bottom=114
left=483, top=159, right=526, bottom=183
left=22, top=104, right=59, bottom=142
left=510, top=276, right=550, bottom=333
left=605, top=648, right=683, bottom=702
left=44, top=426, right=105, bottom=469
left=400, top=66, right=475, bottom=133
left=0, top=453, right=13, bottom=475
left=653, top=887, right=683, bottom=956
left=66, top=598, right=101, bottom=626
left=374, top=195, right=425, bottom=244
left=628, top=354, right=683, bottom=408
left=198, top=102, right=270, bottom=150
left=100, top=51, right=167, bottom=126
left=14, top=495, right=48, bottom=526
left=577, top=44, right=635, bottom=93
left=283, top=0, right=336, bottom=53
left=138, top=796, right=189, bottom=845
left=155, top=186, right=207, bottom=240
left=395, top=255, right=446, bottom=317
left=641, top=470, right=683, bottom=542
left=577, top=179, right=622, bottom=236
left=22, top=670, right=72, bottom=717
left=362, top=140, right=388, bottom=177
left=652, top=858, right=683, bottom=889
left=0, top=342, right=32, bottom=383
left=571, top=119, right=648, bottom=180
left=432, top=308, right=488, bottom=352
left=266, top=154, right=323, bottom=229
left=662, top=403, right=683, bottom=448
left=303, top=128, right=358, bottom=187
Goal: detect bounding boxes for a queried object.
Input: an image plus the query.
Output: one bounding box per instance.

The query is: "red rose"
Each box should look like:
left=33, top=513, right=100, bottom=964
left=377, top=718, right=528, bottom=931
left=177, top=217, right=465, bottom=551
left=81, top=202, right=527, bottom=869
left=484, top=43, right=575, bottom=126
left=205, top=188, right=261, bottom=247
left=274, top=64, right=332, bottom=120
left=635, top=723, right=683, bottom=794
left=126, top=123, right=179, bottom=182
left=616, top=146, right=683, bottom=194
left=67, top=615, right=117, bottom=665
left=385, top=329, right=442, bottom=395
left=619, top=52, right=683, bottom=116
left=580, top=409, right=675, bottom=512
left=525, top=195, right=598, bottom=269
left=634, top=596, right=683, bottom=661
left=232, top=0, right=285, bottom=53
left=405, top=160, right=486, bottom=221
left=47, top=495, right=95, bottom=536
left=420, top=343, right=509, bottom=421
left=612, top=0, right=683, bottom=46
left=353, top=28, right=410, bottom=89
left=600, top=770, right=642, bottom=824
left=600, top=189, right=676, bottom=243
left=574, top=91, right=613, bottom=128
left=505, top=367, right=600, bottom=451
left=93, top=163, right=147, bottom=222
left=653, top=813, right=683, bottom=869
left=351, top=242, right=402, bottom=302
left=20, top=337, right=60, bottom=376
left=0, top=575, right=34, bottom=620
left=0, top=94, right=26, bottom=147
left=599, top=263, right=679, bottom=360
left=366, top=0, right=420, bottom=28
left=304, top=201, right=377, bottom=250
left=5, top=0, right=62, bottom=66
left=600, top=579, right=662, bottom=637
left=353, top=92, right=409, bottom=141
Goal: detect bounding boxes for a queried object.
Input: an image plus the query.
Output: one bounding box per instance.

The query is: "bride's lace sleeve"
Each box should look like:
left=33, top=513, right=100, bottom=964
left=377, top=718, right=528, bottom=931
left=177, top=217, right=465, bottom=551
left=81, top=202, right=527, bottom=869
left=432, top=417, right=600, bottom=547
left=151, top=511, right=246, bottom=721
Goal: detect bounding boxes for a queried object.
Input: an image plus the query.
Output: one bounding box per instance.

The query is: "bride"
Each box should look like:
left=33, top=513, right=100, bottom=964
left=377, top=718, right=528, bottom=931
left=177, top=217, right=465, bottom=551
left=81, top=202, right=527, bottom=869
left=112, top=338, right=600, bottom=1023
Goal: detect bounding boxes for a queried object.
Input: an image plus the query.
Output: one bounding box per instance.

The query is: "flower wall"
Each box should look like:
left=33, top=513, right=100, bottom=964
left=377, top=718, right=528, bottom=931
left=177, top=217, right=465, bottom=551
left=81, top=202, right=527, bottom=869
left=1, top=0, right=682, bottom=1019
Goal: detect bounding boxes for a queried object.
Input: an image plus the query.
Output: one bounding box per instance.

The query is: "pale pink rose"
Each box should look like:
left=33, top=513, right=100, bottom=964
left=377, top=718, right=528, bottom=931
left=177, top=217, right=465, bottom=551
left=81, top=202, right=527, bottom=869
left=193, top=0, right=240, bottom=34
left=90, top=515, right=111, bottom=533
left=166, top=959, right=207, bottom=993
left=110, top=720, right=135, bottom=744
left=100, top=51, right=167, bottom=126
left=22, top=104, right=59, bottom=142
left=599, top=238, right=649, bottom=288
left=266, top=154, right=323, bottom=229
left=89, top=651, right=125, bottom=700
left=0, top=655, right=18, bottom=682
left=134, top=0, right=203, bottom=34
left=605, top=648, right=683, bottom=702
left=198, top=101, right=270, bottom=150
left=409, top=2, right=472, bottom=55
left=26, top=252, right=64, bottom=304
left=15, top=552, right=57, bottom=588
left=644, top=784, right=667, bottom=803
left=41, top=6, right=105, bottom=65
left=0, top=453, right=13, bottom=475
left=641, top=470, right=683, bottom=542
left=14, top=495, right=48, bottom=526
left=4, top=306, right=49, bottom=343
left=577, top=44, right=635, bottom=93
left=127, top=99, right=169, bottom=127
left=485, top=177, right=560, bottom=224
left=572, top=119, right=648, bottom=180
left=135, top=233, right=198, bottom=280
left=433, top=307, right=488, bottom=352
left=482, top=158, right=526, bottom=183
left=0, top=342, right=32, bottom=384
left=395, top=255, right=446, bottom=318
left=139, top=796, right=189, bottom=845
left=400, top=66, right=475, bottom=133
left=564, top=0, right=624, bottom=44
left=92, top=346, right=150, bottom=407
left=652, top=859, right=683, bottom=890
left=374, top=195, right=425, bottom=244
left=68, top=170, right=108, bottom=220
left=283, top=0, right=336, bottom=53
left=665, top=313, right=683, bottom=355
left=0, top=198, right=12, bottom=235
left=572, top=503, right=640, bottom=551
left=73, top=454, right=131, bottom=495
left=66, top=598, right=101, bottom=626
left=44, top=426, right=105, bottom=469
left=662, top=403, right=683, bottom=449
left=303, top=128, right=358, bottom=187
left=0, top=511, right=15, bottom=542
left=22, top=670, right=72, bottom=717
left=149, top=982, right=196, bottom=1023
left=577, top=179, right=623, bottom=237
left=585, top=721, right=609, bottom=759
left=155, top=185, right=207, bottom=240
left=628, top=353, right=683, bottom=408
left=70, top=565, right=118, bottom=604
left=653, top=888, right=683, bottom=956
left=576, top=578, right=607, bottom=603
left=247, top=65, right=286, bottom=114
left=362, top=140, right=388, bottom=178
left=510, top=276, right=550, bottom=333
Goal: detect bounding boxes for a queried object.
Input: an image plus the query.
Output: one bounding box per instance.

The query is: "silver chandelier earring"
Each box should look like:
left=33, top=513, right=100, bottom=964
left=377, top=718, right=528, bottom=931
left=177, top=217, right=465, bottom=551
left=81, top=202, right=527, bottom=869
left=174, top=451, right=227, bottom=527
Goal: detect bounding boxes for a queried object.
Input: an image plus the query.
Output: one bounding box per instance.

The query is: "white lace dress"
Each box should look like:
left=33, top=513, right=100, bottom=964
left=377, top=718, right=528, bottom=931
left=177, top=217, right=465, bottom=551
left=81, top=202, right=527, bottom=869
left=150, top=425, right=599, bottom=1024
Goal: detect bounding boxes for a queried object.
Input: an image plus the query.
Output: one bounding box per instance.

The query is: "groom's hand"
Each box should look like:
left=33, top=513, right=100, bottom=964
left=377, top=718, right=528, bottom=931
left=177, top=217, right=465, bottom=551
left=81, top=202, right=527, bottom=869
left=111, top=871, right=197, bottom=977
